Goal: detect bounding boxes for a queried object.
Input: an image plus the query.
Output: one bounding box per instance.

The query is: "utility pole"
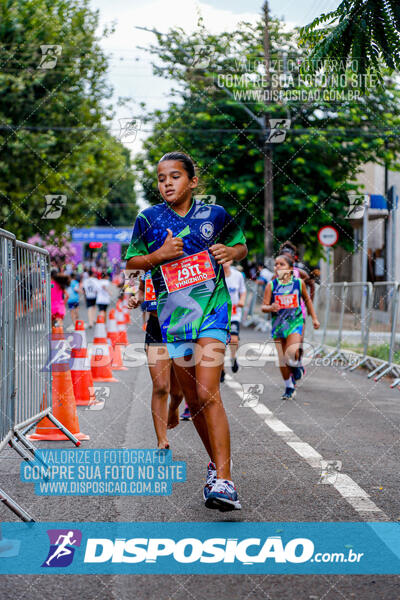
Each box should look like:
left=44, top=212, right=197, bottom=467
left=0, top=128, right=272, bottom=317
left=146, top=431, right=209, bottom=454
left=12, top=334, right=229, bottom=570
left=136, top=20, right=275, bottom=259
left=263, top=1, right=274, bottom=259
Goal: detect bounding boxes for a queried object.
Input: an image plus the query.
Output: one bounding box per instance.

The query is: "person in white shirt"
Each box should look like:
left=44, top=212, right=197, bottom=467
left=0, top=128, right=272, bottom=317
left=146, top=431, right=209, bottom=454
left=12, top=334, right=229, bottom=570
left=221, top=262, right=247, bottom=380
left=256, top=263, right=273, bottom=288
left=82, top=269, right=98, bottom=328
left=95, top=272, right=111, bottom=317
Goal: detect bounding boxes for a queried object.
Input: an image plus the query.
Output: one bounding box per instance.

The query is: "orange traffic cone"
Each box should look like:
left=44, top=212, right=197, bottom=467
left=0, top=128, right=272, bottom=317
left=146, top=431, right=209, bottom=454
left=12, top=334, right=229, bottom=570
left=28, top=326, right=89, bottom=441
left=116, top=301, right=129, bottom=345
left=91, top=316, right=118, bottom=382
left=107, top=309, right=127, bottom=371
left=123, top=295, right=131, bottom=324
left=70, top=320, right=96, bottom=406
left=110, top=342, right=128, bottom=371
left=107, top=309, right=118, bottom=347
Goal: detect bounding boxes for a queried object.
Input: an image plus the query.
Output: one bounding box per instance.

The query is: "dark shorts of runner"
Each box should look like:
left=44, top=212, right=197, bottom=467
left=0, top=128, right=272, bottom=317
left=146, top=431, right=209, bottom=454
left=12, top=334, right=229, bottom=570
left=86, top=298, right=96, bottom=308
left=96, top=303, right=109, bottom=312
left=67, top=301, right=79, bottom=309
left=145, top=313, right=164, bottom=346
left=230, top=320, right=240, bottom=339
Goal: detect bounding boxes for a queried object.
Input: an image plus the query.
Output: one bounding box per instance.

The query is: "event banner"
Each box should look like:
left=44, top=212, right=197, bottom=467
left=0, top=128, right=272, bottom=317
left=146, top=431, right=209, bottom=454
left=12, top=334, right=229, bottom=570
left=0, top=522, right=399, bottom=575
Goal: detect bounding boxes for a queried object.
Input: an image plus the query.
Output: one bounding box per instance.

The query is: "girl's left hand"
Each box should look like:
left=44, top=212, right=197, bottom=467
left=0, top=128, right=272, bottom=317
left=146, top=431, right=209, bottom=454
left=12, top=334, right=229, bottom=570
left=209, top=244, right=234, bottom=264
left=313, top=319, right=320, bottom=330
left=128, top=294, right=141, bottom=309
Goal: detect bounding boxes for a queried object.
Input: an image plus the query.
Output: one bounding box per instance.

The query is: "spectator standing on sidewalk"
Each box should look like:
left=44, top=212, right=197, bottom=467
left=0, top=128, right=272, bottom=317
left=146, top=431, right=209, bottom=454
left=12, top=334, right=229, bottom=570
left=95, top=271, right=111, bottom=317
left=82, top=269, right=98, bottom=328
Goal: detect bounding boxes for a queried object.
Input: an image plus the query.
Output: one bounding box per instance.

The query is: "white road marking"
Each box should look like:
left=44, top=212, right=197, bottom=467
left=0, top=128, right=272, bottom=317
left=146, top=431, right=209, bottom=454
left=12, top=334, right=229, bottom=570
left=287, top=441, right=323, bottom=461
left=334, top=474, right=369, bottom=498
left=264, top=417, right=292, bottom=433
left=225, top=375, right=389, bottom=521
left=252, top=403, right=271, bottom=415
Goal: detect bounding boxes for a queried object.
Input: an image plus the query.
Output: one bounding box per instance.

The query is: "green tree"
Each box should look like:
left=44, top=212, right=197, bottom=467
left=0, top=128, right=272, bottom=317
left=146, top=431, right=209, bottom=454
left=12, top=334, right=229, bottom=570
left=299, top=0, right=400, bottom=87
left=134, top=18, right=400, bottom=261
left=0, top=0, right=138, bottom=240
left=96, top=147, right=138, bottom=227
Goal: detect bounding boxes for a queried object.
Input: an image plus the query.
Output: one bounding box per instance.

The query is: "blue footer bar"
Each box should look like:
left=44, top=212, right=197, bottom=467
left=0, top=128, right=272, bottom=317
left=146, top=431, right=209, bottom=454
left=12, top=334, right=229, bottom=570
left=0, top=522, right=399, bottom=574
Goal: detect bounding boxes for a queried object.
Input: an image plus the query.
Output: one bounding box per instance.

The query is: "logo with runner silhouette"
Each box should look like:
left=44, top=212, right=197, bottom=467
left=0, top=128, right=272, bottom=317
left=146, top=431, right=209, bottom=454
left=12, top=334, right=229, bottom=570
left=266, top=119, right=291, bottom=144
left=42, top=529, right=82, bottom=568
left=239, top=383, right=264, bottom=408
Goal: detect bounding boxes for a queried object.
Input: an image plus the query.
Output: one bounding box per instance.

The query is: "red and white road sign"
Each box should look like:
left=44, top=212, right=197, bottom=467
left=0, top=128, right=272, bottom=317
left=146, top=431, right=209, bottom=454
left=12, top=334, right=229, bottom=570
left=318, top=226, right=339, bottom=247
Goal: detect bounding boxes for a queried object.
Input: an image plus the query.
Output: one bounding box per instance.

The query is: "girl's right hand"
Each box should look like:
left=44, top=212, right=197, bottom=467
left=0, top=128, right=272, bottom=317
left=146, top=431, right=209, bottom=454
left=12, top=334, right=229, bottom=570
left=128, top=290, right=144, bottom=309
left=128, top=293, right=142, bottom=309
left=160, top=229, right=184, bottom=260
left=261, top=302, right=279, bottom=313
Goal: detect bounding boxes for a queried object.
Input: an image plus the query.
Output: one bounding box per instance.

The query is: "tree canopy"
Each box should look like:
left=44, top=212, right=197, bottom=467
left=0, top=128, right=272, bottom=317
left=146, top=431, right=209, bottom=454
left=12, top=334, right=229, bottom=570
left=0, top=0, right=138, bottom=240
left=299, top=0, right=400, bottom=88
left=134, top=17, right=400, bottom=262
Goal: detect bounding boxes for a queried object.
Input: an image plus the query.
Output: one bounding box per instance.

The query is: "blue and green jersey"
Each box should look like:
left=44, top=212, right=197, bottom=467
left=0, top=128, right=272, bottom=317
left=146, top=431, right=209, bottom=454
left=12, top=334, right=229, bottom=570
left=125, top=199, right=246, bottom=342
left=270, top=276, right=304, bottom=339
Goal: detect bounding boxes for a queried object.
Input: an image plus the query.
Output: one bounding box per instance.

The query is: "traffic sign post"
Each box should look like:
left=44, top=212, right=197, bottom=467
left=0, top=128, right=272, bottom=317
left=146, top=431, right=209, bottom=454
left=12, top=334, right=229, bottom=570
left=317, top=226, right=339, bottom=248
left=317, top=226, right=339, bottom=351
left=318, top=226, right=339, bottom=285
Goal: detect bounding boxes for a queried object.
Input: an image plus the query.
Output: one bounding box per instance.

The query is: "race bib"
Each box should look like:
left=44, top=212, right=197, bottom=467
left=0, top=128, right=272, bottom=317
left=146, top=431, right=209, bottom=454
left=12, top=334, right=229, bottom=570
left=144, top=277, right=156, bottom=302
left=161, top=250, right=216, bottom=294
left=275, top=293, right=299, bottom=309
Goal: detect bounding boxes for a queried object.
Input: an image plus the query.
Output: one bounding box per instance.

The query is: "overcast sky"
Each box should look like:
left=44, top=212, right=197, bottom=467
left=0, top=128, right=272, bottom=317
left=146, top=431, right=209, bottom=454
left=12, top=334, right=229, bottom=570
left=90, top=0, right=338, bottom=121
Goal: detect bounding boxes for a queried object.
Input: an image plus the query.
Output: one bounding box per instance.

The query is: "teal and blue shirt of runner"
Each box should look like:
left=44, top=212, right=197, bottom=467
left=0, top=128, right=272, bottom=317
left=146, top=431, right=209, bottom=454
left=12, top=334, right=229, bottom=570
left=67, top=279, right=80, bottom=304
left=270, top=276, right=304, bottom=339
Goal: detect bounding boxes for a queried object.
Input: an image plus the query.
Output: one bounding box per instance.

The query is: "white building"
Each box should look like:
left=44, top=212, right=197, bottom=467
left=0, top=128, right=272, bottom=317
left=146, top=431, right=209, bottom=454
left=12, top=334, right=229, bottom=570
left=320, top=162, right=400, bottom=283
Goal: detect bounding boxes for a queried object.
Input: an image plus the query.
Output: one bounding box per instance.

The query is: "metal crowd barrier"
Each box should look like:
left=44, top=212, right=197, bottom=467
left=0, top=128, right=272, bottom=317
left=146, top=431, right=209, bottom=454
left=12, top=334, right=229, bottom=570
left=344, top=282, right=374, bottom=371
left=0, top=230, right=16, bottom=455
left=366, top=282, right=400, bottom=382
left=15, top=242, right=52, bottom=433
left=308, top=281, right=400, bottom=385
left=301, top=284, right=320, bottom=354
left=242, top=280, right=271, bottom=333
left=313, top=282, right=344, bottom=357
left=324, top=282, right=348, bottom=363
left=0, top=229, right=78, bottom=522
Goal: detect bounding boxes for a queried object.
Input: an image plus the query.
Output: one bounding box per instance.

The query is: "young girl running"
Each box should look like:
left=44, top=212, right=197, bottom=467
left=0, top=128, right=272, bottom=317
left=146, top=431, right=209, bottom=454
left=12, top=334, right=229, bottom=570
left=126, top=152, right=247, bottom=511
left=128, top=271, right=184, bottom=449
left=66, top=272, right=81, bottom=329
left=262, top=254, right=319, bottom=400
left=277, top=240, right=315, bottom=382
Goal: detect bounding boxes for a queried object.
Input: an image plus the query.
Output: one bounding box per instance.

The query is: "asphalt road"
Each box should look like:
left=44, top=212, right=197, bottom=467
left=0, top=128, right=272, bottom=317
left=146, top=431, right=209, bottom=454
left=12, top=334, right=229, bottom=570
left=1, top=302, right=400, bottom=599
